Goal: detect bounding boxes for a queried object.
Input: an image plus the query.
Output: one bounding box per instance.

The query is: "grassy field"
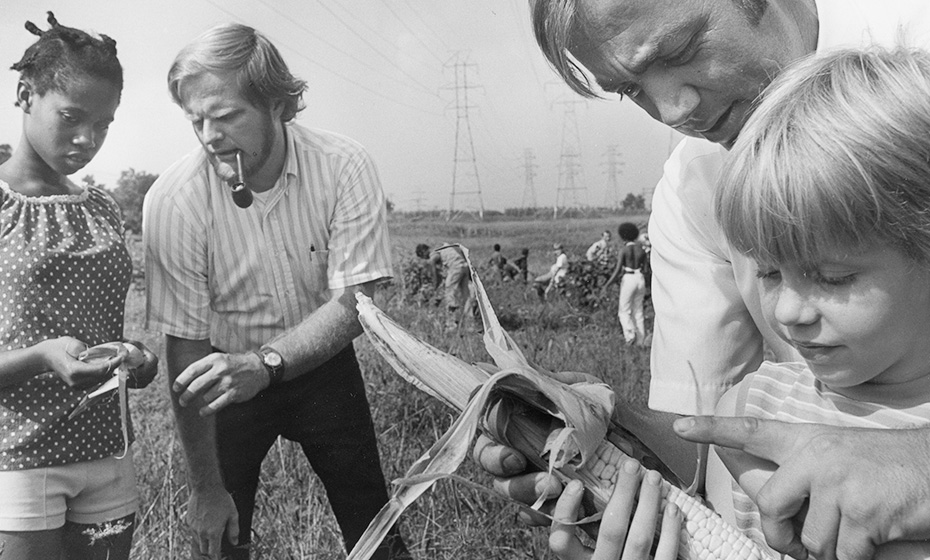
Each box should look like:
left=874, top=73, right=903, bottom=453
left=124, top=213, right=653, bottom=559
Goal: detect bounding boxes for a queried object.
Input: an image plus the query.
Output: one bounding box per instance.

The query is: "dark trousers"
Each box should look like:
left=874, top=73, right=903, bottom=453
left=216, top=345, right=408, bottom=559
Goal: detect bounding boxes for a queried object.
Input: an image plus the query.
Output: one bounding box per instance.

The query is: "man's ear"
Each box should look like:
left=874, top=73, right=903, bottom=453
left=270, top=98, right=287, bottom=122
left=15, top=81, right=33, bottom=113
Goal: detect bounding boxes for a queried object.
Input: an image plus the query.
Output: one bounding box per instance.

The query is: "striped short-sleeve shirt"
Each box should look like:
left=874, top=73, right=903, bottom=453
left=143, top=124, right=393, bottom=353
left=727, top=362, right=930, bottom=556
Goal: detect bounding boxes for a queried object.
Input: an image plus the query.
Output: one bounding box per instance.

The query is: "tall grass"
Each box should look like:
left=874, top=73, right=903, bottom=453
left=124, top=217, right=653, bottom=559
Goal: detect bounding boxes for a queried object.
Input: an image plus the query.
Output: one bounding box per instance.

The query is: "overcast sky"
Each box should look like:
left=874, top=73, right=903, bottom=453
left=0, top=0, right=679, bottom=211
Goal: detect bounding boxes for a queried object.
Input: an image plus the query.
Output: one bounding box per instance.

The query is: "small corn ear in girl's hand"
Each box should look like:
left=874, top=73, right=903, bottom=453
left=77, top=341, right=129, bottom=365
left=121, top=342, right=146, bottom=369
left=77, top=340, right=145, bottom=368
left=69, top=341, right=147, bottom=418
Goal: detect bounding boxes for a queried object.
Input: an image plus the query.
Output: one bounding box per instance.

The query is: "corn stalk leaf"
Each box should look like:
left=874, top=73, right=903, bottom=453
left=348, top=246, right=615, bottom=560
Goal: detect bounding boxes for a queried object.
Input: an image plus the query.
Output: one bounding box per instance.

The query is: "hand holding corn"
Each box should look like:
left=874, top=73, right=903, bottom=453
left=77, top=340, right=159, bottom=389
left=550, top=471, right=682, bottom=560
left=348, top=245, right=777, bottom=560
left=26, top=337, right=142, bottom=390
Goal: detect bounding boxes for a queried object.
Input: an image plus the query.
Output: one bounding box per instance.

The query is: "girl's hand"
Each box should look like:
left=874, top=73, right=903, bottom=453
left=42, top=337, right=119, bottom=389
left=549, top=460, right=682, bottom=560
left=122, top=340, right=159, bottom=389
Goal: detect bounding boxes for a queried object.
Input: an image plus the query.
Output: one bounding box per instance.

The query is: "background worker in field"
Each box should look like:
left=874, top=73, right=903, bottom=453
left=476, top=0, right=930, bottom=558
left=533, top=243, right=569, bottom=300
left=584, top=230, right=611, bottom=268
left=143, top=23, right=409, bottom=560
left=487, top=243, right=521, bottom=283
left=600, top=222, right=648, bottom=346
left=513, top=247, right=530, bottom=283
left=430, top=244, right=478, bottom=329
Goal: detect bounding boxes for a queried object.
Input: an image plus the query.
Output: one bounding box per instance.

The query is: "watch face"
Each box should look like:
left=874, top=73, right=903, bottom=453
left=263, top=350, right=283, bottom=368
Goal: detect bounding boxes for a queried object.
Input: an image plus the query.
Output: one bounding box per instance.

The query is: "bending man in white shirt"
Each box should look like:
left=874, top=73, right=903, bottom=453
left=476, top=1, right=930, bottom=558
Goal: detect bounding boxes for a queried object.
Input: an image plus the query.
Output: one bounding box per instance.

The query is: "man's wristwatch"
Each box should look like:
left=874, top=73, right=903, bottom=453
left=255, top=346, right=286, bottom=386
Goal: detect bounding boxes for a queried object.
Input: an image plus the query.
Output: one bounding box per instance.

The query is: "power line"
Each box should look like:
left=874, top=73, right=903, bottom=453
left=319, top=1, right=440, bottom=75
left=507, top=0, right=548, bottom=92
left=250, top=0, right=439, bottom=100
left=196, top=0, right=443, bottom=117
left=315, top=0, right=443, bottom=98
left=379, top=0, right=451, bottom=66
left=317, top=0, right=414, bottom=57
left=396, top=0, right=454, bottom=61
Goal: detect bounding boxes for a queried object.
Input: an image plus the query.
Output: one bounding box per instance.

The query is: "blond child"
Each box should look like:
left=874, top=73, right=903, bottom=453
left=551, top=45, right=930, bottom=560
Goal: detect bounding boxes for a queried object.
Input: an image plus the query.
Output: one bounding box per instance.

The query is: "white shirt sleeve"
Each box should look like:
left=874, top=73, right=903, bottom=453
left=646, top=139, right=766, bottom=415
left=325, top=145, right=393, bottom=290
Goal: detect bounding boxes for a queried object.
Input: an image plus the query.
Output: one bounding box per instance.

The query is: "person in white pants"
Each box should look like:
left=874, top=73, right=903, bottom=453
left=603, top=223, right=647, bottom=345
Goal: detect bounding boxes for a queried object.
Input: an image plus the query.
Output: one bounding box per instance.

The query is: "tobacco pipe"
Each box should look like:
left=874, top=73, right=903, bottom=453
left=216, top=151, right=253, bottom=208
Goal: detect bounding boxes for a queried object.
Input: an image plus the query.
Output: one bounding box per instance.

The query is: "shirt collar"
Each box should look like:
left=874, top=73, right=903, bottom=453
left=280, top=123, right=300, bottom=187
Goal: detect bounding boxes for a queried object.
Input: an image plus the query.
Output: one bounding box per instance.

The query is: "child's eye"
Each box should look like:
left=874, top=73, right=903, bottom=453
left=755, top=268, right=781, bottom=281
left=60, top=112, right=77, bottom=124
left=813, top=272, right=857, bottom=287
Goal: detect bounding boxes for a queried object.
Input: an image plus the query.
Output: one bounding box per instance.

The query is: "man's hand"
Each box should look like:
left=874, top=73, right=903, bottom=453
left=675, top=416, right=930, bottom=560
left=473, top=433, right=564, bottom=525
left=173, top=352, right=268, bottom=416
left=470, top=369, right=603, bottom=523
left=187, top=485, right=239, bottom=559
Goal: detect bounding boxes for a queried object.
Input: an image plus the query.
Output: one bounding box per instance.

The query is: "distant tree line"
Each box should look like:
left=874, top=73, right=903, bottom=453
left=0, top=143, right=650, bottom=230
left=82, top=169, right=158, bottom=234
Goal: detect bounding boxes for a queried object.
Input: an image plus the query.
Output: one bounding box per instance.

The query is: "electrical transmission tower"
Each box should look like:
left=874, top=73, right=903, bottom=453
left=602, top=144, right=626, bottom=208
left=443, top=53, right=484, bottom=220
left=552, top=99, right=587, bottom=218
left=520, top=148, right=538, bottom=209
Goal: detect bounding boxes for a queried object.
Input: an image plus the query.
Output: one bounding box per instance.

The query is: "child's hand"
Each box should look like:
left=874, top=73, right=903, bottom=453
left=42, top=337, right=119, bottom=389
left=122, top=340, right=159, bottom=389
left=549, top=460, right=682, bottom=560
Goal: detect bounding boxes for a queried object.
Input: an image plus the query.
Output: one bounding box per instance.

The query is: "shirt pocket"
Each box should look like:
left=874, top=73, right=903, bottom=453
left=302, top=248, right=329, bottom=293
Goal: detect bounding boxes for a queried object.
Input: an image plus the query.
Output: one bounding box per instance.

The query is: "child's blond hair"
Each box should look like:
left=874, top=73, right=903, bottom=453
left=716, top=46, right=930, bottom=268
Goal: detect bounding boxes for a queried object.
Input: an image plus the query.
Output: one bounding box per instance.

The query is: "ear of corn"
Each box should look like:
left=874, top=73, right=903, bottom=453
left=70, top=341, right=133, bottom=459
left=348, top=245, right=776, bottom=560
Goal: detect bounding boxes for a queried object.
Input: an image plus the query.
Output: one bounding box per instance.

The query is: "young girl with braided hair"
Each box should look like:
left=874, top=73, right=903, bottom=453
left=0, top=12, right=157, bottom=558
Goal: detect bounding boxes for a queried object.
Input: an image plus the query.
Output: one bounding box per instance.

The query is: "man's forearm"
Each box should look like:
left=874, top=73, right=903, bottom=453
left=265, top=280, right=377, bottom=382
left=166, top=335, right=226, bottom=490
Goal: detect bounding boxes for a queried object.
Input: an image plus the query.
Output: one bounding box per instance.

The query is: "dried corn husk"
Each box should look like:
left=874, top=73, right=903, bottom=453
left=348, top=245, right=774, bottom=560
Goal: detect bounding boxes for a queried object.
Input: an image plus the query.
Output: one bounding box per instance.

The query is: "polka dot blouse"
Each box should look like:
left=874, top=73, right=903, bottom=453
left=0, top=181, right=133, bottom=470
